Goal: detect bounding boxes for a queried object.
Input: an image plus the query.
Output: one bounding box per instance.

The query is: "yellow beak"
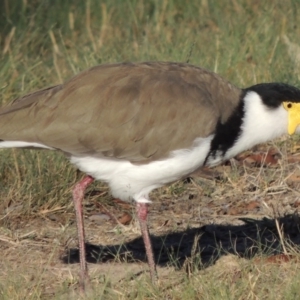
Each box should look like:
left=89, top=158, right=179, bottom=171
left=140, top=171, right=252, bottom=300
left=283, top=102, right=300, bottom=135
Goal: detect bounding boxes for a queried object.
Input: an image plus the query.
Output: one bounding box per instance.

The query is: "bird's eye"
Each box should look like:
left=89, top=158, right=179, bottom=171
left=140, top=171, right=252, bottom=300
left=287, top=103, right=292, bottom=109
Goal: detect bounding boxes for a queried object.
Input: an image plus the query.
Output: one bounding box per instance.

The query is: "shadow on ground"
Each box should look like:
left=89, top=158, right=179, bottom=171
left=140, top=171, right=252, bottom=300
left=63, top=214, right=300, bottom=270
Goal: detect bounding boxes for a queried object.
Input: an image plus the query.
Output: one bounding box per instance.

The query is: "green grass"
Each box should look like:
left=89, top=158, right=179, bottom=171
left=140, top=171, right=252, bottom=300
left=1, top=0, right=300, bottom=299
left=1, top=0, right=299, bottom=211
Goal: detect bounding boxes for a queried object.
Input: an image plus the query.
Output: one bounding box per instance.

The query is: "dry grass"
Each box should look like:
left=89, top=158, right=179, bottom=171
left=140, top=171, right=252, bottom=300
left=1, top=0, right=300, bottom=299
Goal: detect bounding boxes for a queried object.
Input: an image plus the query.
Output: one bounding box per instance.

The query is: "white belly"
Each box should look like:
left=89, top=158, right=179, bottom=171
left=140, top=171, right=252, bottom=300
left=70, top=136, right=213, bottom=203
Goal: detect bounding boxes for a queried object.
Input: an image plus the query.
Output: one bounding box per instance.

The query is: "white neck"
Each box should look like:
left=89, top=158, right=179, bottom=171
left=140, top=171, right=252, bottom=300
left=224, top=91, right=288, bottom=160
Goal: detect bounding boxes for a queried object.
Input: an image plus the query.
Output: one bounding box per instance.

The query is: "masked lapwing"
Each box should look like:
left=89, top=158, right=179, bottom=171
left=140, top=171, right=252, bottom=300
left=1, top=62, right=300, bottom=291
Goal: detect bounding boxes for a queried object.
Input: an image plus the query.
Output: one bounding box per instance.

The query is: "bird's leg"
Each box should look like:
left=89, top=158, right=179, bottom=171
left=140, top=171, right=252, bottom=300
left=135, top=202, right=158, bottom=283
left=72, top=175, right=94, bottom=292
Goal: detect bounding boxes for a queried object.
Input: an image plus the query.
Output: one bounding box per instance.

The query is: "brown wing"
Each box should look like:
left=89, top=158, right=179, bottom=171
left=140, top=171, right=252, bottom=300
left=0, top=62, right=242, bottom=161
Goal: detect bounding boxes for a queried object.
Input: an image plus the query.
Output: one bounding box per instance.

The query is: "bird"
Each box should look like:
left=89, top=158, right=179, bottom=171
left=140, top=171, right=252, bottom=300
left=1, top=62, right=300, bottom=292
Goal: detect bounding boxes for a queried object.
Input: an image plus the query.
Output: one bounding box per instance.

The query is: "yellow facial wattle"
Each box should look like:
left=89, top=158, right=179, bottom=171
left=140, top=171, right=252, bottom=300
left=283, top=102, right=300, bottom=135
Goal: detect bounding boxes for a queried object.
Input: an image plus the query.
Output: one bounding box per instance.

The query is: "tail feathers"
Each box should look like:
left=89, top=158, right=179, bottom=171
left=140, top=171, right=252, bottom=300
left=0, top=85, right=61, bottom=116
left=0, top=140, right=53, bottom=150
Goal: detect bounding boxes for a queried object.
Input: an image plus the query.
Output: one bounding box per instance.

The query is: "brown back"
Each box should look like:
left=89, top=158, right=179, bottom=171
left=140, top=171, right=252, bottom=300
left=0, top=62, right=242, bottom=161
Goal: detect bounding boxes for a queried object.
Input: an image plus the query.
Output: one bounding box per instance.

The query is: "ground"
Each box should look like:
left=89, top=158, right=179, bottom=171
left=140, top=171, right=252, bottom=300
left=1, top=138, right=300, bottom=299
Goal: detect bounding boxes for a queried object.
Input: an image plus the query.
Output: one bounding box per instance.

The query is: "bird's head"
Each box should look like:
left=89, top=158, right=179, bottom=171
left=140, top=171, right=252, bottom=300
left=245, top=83, right=300, bottom=135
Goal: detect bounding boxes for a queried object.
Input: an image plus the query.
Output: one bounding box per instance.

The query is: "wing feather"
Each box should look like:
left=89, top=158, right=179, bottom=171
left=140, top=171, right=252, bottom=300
left=0, top=62, right=242, bottom=161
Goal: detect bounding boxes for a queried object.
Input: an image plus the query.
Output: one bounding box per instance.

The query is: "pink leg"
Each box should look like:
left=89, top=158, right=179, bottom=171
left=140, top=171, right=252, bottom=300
left=136, top=202, right=158, bottom=283
left=72, top=175, right=94, bottom=292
